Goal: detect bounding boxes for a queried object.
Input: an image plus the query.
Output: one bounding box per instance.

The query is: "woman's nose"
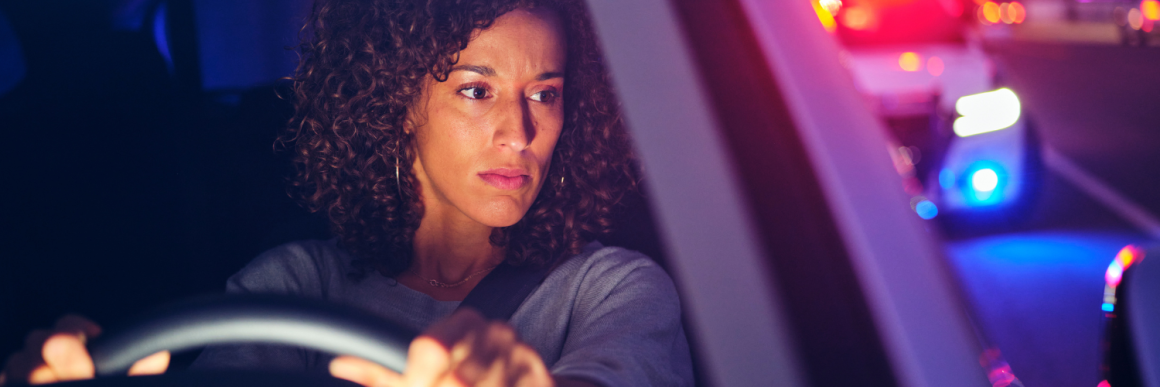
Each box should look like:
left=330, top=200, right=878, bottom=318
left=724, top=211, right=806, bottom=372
left=493, top=97, right=536, bottom=151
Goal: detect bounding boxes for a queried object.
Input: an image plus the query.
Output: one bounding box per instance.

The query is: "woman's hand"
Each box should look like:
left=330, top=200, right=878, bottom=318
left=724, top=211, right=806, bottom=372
left=0, top=315, right=170, bottom=385
left=330, top=308, right=554, bottom=387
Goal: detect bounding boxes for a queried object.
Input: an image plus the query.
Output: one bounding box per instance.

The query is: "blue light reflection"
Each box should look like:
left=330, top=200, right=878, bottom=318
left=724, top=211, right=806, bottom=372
left=939, top=168, right=954, bottom=190
left=916, top=200, right=939, bottom=219
left=153, top=2, right=173, bottom=74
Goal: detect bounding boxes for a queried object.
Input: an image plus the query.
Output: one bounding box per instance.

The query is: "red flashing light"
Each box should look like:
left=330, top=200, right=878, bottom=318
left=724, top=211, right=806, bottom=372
left=1143, top=0, right=1160, bottom=20
left=940, top=0, right=965, bottom=17
left=842, top=6, right=877, bottom=30
left=1009, top=2, right=1027, bottom=23
left=999, top=3, right=1013, bottom=23
left=1107, top=245, right=1146, bottom=288
left=927, top=56, right=945, bottom=76
left=899, top=52, right=922, bottom=71
left=1117, top=245, right=1141, bottom=268
left=982, top=2, right=1001, bottom=23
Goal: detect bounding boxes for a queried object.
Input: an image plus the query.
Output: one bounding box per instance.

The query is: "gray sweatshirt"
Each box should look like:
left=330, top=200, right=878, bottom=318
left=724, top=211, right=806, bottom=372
left=191, top=239, right=693, bottom=387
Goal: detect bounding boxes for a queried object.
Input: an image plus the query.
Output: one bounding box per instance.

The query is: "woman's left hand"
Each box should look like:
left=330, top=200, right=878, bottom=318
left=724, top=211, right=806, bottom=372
left=329, top=308, right=554, bottom=387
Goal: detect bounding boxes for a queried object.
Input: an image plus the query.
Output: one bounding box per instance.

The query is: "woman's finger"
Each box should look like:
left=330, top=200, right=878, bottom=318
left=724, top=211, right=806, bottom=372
left=26, top=364, right=56, bottom=385
left=450, top=322, right=515, bottom=384
left=410, top=310, right=552, bottom=387
left=127, top=351, right=170, bottom=376
left=434, top=375, right=470, bottom=387
left=404, top=336, right=453, bottom=387
left=402, top=309, right=489, bottom=387
left=510, top=344, right=552, bottom=387
left=330, top=355, right=402, bottom=387
left=40, top=333, right=94, bottom=381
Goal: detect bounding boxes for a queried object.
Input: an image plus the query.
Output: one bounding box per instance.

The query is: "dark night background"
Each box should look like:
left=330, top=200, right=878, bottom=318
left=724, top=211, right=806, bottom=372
left=0, top=0, right=329, bottom=361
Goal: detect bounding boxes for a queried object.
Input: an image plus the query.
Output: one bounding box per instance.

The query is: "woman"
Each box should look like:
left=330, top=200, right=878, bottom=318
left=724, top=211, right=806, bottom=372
left=1, top=0, right=692, bottom=386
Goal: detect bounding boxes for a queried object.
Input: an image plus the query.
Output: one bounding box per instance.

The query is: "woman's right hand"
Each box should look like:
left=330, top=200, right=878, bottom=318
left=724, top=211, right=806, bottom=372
left=0, top=315, right=170, bottom=385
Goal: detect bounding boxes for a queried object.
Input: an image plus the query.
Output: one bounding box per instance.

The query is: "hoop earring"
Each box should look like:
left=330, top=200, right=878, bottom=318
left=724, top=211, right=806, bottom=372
left=395, top=157, right=403, bottom=199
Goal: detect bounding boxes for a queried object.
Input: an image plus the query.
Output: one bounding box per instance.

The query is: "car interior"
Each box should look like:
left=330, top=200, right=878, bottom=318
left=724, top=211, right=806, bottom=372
left=2, top=0, right=1155, bottom=386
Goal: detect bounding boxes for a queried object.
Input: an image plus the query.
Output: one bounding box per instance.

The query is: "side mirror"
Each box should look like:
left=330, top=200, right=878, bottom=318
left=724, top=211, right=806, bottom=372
left=1101, top=244, right=1160, bottom=387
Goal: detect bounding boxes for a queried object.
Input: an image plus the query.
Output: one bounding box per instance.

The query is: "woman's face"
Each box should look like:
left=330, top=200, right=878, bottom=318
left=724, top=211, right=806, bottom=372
left=409, top=8, right=566, bottom=229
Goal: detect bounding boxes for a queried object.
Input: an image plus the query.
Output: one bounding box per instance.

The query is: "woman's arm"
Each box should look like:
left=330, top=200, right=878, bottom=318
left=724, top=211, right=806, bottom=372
left=331, top=308, right=559, bottom=387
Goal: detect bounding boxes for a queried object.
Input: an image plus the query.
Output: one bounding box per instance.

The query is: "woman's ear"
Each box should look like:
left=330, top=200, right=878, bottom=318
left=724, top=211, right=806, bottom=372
left=404, top=76, right=436, bottom=134
left=402, top=118, right=414, bottom=134
left=403, top=104, right=427, bottom=136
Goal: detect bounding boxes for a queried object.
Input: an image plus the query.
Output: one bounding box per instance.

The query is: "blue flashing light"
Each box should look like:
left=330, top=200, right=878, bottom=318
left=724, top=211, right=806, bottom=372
left=963, top=161, right=1007, bottom=206
left=972, top=169, right=999, bottom=192
left=915, top=200, right=938, bottom=219
left=939, top=168, right=954, bottom=190
left=1102, top=302, right=1115, bottom=312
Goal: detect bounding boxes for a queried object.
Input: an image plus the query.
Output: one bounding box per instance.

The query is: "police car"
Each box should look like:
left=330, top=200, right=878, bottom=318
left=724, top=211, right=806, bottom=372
left=818, top=0, right=1042, bottom=226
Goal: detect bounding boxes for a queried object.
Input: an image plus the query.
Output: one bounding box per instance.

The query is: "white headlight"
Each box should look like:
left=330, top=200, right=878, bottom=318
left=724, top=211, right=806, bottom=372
left=953, top=88, right=1021, bottom=137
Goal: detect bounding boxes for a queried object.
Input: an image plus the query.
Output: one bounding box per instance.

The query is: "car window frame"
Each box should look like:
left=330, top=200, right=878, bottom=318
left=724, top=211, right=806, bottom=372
left=586, top=0, right=989, bottom=385
left=584, top=1, right=806, bottom=386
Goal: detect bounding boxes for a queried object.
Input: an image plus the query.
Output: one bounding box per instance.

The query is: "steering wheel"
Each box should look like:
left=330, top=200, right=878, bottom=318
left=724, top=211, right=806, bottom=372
left=61, top=294, right=417, bottom=387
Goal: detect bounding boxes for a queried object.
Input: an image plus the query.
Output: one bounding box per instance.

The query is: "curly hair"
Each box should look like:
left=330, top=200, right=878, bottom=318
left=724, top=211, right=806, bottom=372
left=282, top=0, right=636, bottom=278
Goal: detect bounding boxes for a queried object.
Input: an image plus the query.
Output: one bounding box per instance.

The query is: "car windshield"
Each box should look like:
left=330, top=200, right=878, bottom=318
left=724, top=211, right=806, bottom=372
left=3, top=1, right=1159, bottom=387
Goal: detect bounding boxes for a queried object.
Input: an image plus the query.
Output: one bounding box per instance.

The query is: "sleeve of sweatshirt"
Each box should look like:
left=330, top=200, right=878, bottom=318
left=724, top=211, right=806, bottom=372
left=548, top=248, right=694, bottom=387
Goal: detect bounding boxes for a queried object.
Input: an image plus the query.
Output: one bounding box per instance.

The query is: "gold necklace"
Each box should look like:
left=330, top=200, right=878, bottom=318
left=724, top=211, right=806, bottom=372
left=413, top=264, right=499, bottom=288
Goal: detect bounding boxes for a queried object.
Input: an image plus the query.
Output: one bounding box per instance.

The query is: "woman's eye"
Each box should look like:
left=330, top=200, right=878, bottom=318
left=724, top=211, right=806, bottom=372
left=530, top=90, right=557, bottom=103
left=458, top=87, right=490, bottom=100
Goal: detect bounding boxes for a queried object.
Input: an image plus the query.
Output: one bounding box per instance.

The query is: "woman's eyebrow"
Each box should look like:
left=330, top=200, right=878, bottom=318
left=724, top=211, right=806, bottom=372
left=450, top=64, right=562, bottom=81
left=536, top=71, right=564, bottom=81
left=450, top=64, right=496, bottom=76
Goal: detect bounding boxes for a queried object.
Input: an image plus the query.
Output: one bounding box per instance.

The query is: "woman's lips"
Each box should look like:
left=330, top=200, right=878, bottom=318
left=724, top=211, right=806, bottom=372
left=479, top=169, right=530, bottom=190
